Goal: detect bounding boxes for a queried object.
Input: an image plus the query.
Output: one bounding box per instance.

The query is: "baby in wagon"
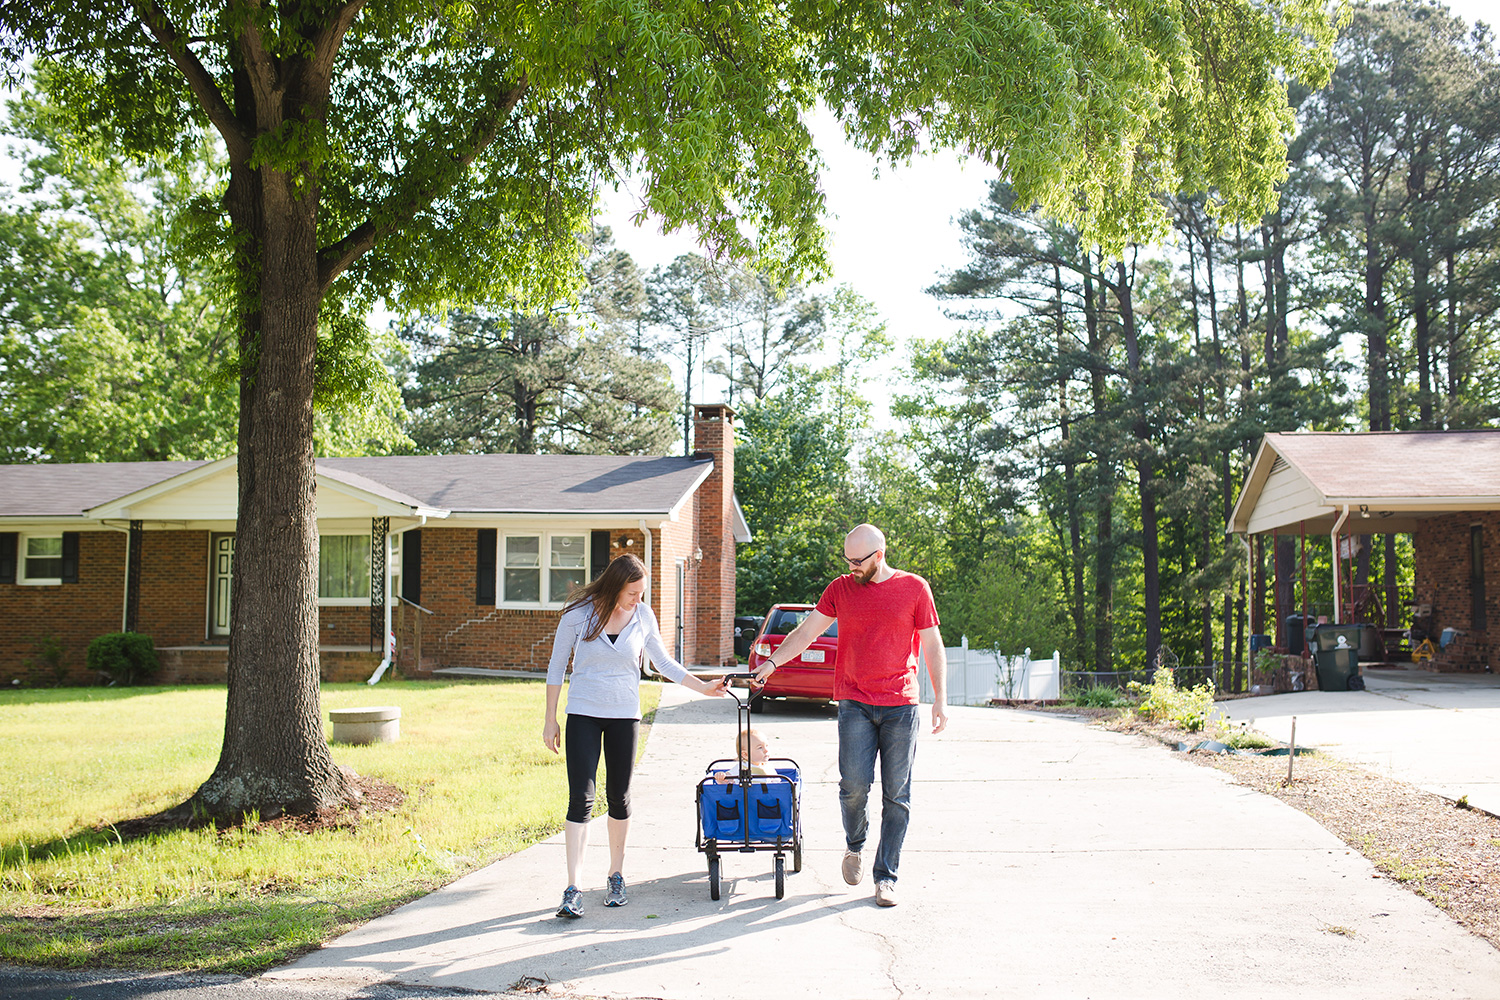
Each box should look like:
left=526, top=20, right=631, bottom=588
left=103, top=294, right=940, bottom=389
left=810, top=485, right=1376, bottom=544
left=715, top=727, right=776, bottom=782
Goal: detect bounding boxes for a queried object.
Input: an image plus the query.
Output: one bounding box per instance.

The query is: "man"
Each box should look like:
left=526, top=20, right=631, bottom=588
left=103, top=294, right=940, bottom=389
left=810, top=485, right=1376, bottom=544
left=753, top=523, right=947, bottom=907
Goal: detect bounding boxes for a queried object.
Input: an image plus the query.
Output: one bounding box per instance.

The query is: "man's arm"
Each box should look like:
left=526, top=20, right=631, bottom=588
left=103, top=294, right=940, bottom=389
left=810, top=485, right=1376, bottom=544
left=751, top=610, right=836, bottom=683
left=919, top=625, right=948, bottom=733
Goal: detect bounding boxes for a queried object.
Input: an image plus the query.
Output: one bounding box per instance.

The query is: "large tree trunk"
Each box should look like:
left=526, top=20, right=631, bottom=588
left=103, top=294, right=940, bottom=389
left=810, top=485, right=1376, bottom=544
left=1083, top=258, right=1114, bottom=680
left=1114, top=260, right=1161, bottom=668
left=191, top=157, right=354, bottom=819
left=1055, top=262, right=1088, bottom=669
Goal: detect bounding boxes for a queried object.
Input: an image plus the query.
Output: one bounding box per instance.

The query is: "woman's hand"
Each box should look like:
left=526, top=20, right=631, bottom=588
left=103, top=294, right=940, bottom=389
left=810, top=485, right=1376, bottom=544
left=688, top=674, right=729, bottom=697
left=542, top=716, right=561, bottom=754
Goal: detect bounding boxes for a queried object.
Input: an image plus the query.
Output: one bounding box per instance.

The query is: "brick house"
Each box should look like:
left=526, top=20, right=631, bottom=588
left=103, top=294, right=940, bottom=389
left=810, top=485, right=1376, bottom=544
left=0, top=403, right=749, bottom=685
left=1229, top=430, right=1500, bottom=671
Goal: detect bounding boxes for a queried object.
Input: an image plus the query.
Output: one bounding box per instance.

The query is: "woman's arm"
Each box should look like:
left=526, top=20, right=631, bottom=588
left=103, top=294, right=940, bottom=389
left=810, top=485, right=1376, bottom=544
left=542, top=611, right=579, bottom=752
left=542, top=683, right=564, bottom=753
left=639, top=605, right=726, bottom=696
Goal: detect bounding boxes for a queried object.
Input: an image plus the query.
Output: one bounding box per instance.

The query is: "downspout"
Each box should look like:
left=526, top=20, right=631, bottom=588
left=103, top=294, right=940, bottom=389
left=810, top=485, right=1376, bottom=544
left=104, top=522, right=131, bottom=633
left=1240, top=531, right=1253, bottom=659
left=639, top=519, right=652, bottom=607
left=1330, top=504, right=1350, bottom=623
left=368, top=515, right=426, bottom=685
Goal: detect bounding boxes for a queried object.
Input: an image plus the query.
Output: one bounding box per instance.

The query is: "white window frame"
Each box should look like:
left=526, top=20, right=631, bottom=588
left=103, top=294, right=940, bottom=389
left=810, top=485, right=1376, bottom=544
left=389, top=532, right=402, bottom=608
left=18, top=532, right=64, bottom=585
left=497, top=530, right=589, bottom=608
left=317, top=532, right=373, bottom=607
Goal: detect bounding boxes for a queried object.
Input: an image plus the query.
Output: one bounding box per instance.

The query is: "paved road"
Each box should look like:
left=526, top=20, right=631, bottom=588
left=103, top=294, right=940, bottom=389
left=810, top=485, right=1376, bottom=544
left=1219, top=666, right=1500, bottom=815
left=12, top=681, right=1500, bottom=999
left=268, top=684, right=1500, bottom=999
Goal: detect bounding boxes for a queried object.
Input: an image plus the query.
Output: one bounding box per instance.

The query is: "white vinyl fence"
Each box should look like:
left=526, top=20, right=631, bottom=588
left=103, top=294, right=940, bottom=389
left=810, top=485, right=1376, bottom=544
left=919, top=637, right=1061, bottom=706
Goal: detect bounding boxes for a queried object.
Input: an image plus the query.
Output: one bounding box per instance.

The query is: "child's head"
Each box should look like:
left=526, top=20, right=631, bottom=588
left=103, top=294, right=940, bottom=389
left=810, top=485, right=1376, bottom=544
left=737, top=728, right=769, bottom=764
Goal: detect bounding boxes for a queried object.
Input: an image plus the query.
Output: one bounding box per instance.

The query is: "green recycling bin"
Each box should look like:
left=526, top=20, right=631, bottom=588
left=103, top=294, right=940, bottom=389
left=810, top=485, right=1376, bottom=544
left=1314, top=647, right=1359, bottom=691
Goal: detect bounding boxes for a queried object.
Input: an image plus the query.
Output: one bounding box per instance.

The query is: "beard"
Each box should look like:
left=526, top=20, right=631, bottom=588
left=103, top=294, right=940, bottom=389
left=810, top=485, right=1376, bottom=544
left=849, top=561, right=879, bottom=584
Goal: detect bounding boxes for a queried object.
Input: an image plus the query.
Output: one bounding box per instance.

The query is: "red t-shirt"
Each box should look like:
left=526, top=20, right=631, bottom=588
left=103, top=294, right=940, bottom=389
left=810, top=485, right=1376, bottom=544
left=816, top=569, right=940, bottom=705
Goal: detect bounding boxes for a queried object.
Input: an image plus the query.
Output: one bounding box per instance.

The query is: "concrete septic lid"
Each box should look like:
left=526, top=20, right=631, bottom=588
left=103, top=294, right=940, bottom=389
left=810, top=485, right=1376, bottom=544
left=328, top=706, right=401, bottom=723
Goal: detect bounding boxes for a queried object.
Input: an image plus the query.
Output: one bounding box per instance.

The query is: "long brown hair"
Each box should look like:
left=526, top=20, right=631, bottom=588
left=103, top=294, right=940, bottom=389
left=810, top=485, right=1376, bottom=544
left=563, top=553, right=646, bottom=642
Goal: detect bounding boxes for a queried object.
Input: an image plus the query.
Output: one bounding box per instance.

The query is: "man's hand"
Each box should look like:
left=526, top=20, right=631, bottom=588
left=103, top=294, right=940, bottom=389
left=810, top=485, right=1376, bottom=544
left=930, top=703, right=948, bottom=734
left=752, top=658, right=777, bottom=684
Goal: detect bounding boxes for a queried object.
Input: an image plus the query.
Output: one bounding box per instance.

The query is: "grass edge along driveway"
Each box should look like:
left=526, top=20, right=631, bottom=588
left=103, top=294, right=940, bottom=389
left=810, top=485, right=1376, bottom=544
left=0, top=679, right=661, bottom=974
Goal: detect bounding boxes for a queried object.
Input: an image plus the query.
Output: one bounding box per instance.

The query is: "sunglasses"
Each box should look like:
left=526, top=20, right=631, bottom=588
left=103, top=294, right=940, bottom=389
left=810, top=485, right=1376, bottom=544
left=843, top=549, right=881, bottom=568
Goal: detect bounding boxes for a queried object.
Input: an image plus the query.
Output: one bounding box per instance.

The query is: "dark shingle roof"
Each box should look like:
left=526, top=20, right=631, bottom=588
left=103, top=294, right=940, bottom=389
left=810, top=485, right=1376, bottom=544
left=319, top=454, right=712, bottom=514
left=0, top=461, right=211, bottom=517
left=0, top=454, right=712, bottom=518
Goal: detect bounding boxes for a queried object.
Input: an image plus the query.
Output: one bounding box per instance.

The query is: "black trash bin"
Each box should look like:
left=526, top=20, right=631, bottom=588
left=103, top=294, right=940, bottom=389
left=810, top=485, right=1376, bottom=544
left=1285, top=615, right=1311, bottom=655
left=733, top=616, right=764, bottom=660
left=1314, top=647, right=1360, bottom=691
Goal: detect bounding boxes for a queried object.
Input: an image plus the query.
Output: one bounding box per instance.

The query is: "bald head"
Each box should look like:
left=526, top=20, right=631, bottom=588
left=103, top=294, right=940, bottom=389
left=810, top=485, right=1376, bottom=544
left=845, top=523, right=885, bottom=554
left=843, top=523, right=889, bottom=582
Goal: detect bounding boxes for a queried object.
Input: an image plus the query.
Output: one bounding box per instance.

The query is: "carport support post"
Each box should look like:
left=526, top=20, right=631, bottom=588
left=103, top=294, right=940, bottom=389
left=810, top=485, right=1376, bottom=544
left=1300, top=520, right=1309, bottom=627
left=1331, top=505, right=1350, bottom=623
left=1272, top=529, right=1284, bottom=649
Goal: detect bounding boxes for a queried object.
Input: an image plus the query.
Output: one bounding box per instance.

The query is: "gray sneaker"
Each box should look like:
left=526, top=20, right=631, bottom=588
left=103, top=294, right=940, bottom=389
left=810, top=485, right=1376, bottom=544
left=605, top=871, right=628, bottom=907
left=841, top=849, right=864, bottom=886
left=875, top=880, right=898, bottom=907
left=556, top=885, right=583, bottom=919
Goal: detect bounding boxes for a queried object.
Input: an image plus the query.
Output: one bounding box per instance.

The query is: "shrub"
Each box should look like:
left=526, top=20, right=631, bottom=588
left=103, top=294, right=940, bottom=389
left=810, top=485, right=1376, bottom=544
left=1216, top=722, right=1276, bottom=750
left=24, top=633, right=67, bottom=686
left=86, top=632, right=160, bottom=686
left=1128, top=666, right=1215, bottom=732
left=1072, top=685, right=1128, bottom=708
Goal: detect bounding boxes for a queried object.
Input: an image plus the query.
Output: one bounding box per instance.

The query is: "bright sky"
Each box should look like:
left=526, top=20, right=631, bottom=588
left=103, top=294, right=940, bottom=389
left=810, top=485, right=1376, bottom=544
left=599, top=0, right=1496, bottom=415
left=600, top=105, right=992, bottom=413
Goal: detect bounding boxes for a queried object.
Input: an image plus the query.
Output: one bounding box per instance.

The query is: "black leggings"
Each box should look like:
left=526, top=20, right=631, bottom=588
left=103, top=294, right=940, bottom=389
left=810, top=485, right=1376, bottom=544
left=564, top=714, right=640, bottom=823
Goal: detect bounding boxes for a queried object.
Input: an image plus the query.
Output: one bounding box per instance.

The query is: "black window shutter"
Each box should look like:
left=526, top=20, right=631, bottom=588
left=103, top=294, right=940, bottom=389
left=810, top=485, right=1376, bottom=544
left=402, top=529, right=422, bottom=604
left=591, top=530, right=611, bottom=580
left=476, top=528, right=496, bottom=605
left=60, top=532, right=79, bottom=583
left=0, top=533, right=15, bottom=584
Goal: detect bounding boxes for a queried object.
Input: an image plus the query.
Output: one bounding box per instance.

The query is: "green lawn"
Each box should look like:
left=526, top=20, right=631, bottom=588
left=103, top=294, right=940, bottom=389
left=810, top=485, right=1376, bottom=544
left=0, top=678, right=661, bottom=973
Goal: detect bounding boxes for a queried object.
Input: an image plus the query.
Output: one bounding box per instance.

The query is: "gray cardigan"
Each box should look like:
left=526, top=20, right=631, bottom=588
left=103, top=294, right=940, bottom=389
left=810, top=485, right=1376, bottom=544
left=546, top=601, right=688, bottom=719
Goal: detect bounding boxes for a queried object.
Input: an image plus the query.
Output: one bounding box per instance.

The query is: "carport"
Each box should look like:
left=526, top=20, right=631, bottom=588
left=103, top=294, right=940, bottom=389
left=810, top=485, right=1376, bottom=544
left=1229, top=430, right=1500, bottom=672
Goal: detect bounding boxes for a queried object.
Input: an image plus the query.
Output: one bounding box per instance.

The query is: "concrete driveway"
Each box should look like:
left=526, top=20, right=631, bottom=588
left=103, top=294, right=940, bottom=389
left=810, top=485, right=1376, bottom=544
left=269, top=683, right=1500, bottom=1000
left=1218, top=666, right=1500, bottom=816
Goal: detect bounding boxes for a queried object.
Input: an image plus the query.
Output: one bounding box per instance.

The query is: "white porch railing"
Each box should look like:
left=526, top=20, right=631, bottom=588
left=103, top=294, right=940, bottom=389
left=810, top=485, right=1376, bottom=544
left=919, top=637, right=1061, bottom=706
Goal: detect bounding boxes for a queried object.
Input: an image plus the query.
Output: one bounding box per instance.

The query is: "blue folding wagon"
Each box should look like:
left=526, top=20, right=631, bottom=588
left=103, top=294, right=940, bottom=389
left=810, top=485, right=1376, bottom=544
left=695, top=673, right=803, bottom=899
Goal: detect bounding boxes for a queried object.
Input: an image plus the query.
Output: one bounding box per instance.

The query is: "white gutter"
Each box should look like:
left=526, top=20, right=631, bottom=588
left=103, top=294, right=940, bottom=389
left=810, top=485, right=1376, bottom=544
left=368, top=516, right=426, bottom=685
left=101, top=523, right=132, bottom=633
left=639, top=519, right=652, bottom=607
left=1330, top=504, right=1350, bottom=623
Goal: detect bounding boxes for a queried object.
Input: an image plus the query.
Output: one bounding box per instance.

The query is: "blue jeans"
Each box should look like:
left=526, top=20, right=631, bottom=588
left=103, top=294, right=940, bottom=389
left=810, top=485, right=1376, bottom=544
left=838, top=700, right=920, bottom=884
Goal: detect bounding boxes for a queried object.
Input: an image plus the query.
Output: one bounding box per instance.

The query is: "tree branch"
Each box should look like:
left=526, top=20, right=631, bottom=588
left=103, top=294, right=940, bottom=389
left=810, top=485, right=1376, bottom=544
left=310, top=0, right=366, bottom=90
left=133, top=0, right=251, bottom=163
left=316, top=75, right=529, bottom=293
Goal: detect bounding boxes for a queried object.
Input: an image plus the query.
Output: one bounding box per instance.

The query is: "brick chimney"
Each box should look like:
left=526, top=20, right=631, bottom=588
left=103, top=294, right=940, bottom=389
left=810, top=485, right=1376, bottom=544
left=693, top=403, right=736, bottom=667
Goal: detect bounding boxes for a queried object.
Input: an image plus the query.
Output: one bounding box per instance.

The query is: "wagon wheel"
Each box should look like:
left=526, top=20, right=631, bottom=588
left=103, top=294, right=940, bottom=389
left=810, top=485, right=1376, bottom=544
left=792, top=831, right=803, bottom=873
left=774, top=854, right=785, bottom=900
left=708, top=856, right=721, bottom=901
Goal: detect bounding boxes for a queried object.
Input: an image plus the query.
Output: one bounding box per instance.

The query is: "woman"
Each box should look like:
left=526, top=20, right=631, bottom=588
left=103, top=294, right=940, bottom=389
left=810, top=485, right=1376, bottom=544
left=543, top=553, right=726, bottom=918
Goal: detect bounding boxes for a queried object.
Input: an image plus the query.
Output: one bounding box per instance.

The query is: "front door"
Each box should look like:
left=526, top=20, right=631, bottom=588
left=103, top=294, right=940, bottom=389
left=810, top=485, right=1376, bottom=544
left=675, top=560, right=686, bottom=662
left=210, top=533, right=235, bottom=637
